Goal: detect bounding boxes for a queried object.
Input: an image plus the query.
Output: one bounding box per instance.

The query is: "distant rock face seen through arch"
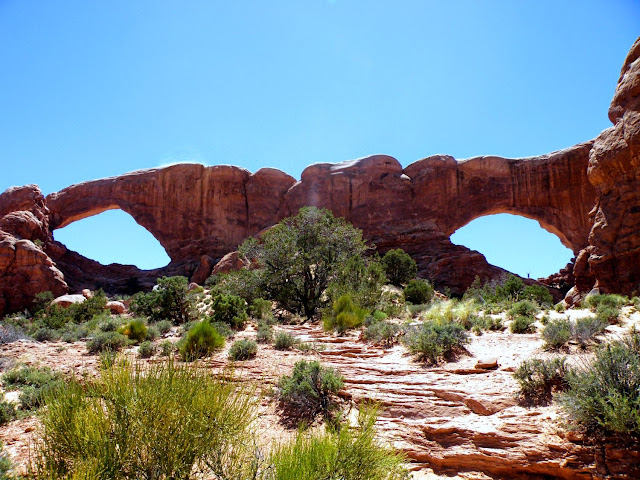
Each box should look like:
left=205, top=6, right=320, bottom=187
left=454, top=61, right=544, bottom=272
left=1, top=36, right=639, bottom=316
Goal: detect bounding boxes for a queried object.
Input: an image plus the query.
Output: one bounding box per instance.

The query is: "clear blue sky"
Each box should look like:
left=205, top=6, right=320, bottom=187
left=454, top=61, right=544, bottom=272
left=1, top=1, right=638, bottom=276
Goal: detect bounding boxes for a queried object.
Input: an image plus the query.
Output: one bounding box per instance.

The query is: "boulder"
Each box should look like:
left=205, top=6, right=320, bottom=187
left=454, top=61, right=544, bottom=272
left=51, top=294, right=86, bottom=308
left=105, top=300, right=126, bottom=314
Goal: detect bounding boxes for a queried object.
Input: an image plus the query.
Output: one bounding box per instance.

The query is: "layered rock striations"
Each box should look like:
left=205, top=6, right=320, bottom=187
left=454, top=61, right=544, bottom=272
left=575, top=37, right=640, bottom=296
left=1, top=36, right=639, bottom=316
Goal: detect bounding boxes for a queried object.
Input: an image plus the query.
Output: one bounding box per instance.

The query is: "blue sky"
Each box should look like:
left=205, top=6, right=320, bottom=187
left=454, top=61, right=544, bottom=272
left=1, top=1, right=638, bottom=276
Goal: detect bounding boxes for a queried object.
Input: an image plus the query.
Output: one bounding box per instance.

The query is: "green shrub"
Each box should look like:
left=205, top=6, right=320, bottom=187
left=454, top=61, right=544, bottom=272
left=210, top=294, right=248, bottom=329
left=159, top=340, right=174, bottom=357
left=402, top=320, right=468, bottom=364
left=210, top=321, right=234, bottom=339
left=381, top=249, right=417, bottom=287
left=595, top=304, right=620, bottom=324
left=33, top=327, right=58, bottom=342
left=508, top=300, right=539, bottom=318
left=0, top=442, right=13, bottom=480
left=510, top=315, right=536, bottom=334
left=573, top=316, right=607, bottom=346
left=323, top=295, right=367, bottom=333
left=3, top=366, right=64, bottom=411
left=137, top=341, right=156, bottom=359
left=129, top=276, right=200, bottom=325
left=561, top=334, right=640, bottom=434
left=542, top=318, right=572, bottom=349
left=256, top=321, right=274, bottom=343
left=207, top=268, right=266, bottom=304
left=274, top=331, right=298, bottom=351
left=154, top=319, right=173, bottom=334
left=117, top=319, right=148, bottom=344
left=325, top=255, right=387, bottom=312
left=496, top=275, right=524, bottom=301
left=98, top=316, right=123, bottom=332
left=87, top=332, right=128, bottom=354
left=521, top=285, right=554, bottom=306
left=514, top=357, right=569, bottom=404
left=31, top=291, right=54, bottom=314
left=468, top=315, right=503, bottom=332
left=228, top=339, right=258, bottom=361
left=180, top=320, right=225, bottom=361
left=268, top=404, right=408, bottom=480
left=278, top=360, right=344, bottom=418
left=248, top=298, right=272, bottom=320
left=403, top=279, right=434, bottom=305
left=555, top=302, right=566, bottom=313
left=0, top=401, right=16, bottom=426
left=584, top=293, right=627, bottom=311
left=146, top=325, right=160, bottom=341
left=363, top=320, right=402, bottom=347
left=29, top=360, right=258, bottom=479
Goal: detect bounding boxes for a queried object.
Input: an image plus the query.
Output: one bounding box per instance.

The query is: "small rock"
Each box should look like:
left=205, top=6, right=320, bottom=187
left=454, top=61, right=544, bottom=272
left=51, top=294, right=86, bottom=308
left=81, top=289, right=93, bottom=298
left=24, top=426, right=35, bottom=433
left=475, top=357, right=499, bottom=369
left=105, top=300, right=126, bottom=314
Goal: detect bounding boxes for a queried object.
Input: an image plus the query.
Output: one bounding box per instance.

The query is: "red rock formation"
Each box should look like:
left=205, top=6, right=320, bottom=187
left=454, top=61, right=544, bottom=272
left=574, top=37, right=640, bottom=296
left=0, top=186, right=67, bottom=316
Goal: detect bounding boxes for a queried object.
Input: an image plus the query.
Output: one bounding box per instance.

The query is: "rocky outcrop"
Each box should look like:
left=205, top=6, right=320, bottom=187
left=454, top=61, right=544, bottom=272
left=574, top=38, right=640, bottom=296
left=0, top=186, right=67, bottom=315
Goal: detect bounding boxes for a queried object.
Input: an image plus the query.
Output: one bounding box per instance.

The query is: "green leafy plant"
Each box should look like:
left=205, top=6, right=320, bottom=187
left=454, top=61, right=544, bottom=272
left=248, top=298, right=272, bottom=320
left=29, top=359, right=258, bottom=479
left=278, top=360, right=344, bottom=419
left=154, top=319, right=173, bottom=334
left=325, top=254, right=387, bottom=311
left=228, top=339, right=258, bottom=361
left=381, top=248, right=417, bottom=287
left=403, top=279, right=434, bottom=305
left=514, top=357, right=569, bottom=404
left=137, top=340, right=156, bottom=358
left=0, top=401, right=16, bottom=426
left=239, top=207, right=369, bottom=319
left=402, top=320, right=468, bottom=363
left=268, top=404, right=409, bottom=480
left=130, top=276, right=200, bottom=325
left=595, top=304, right=621, bottom=324
left=323, top=294, right=367, bottom=333
left=573, top=316, right=607, bottom=346
left=274, top=331, right=298, bottom=351
left=363, top=320, right=402, bottom=347
left=180, top=320, right=225, bottom=361
left=561, top=334, right=640, bottom=434
left=118, top=319, right=148, bottom=344
left=508, top=300, right=539, bottom=318
left=210, top=294, right=248, bottom=329
left=521, top=285, right=554, bottom=306
left=542, top=318, right=572, bottom=349
left=256, top=321, right=274, bottom=343
left=87, top=331, right=128, bottom=354
left=3, top=366, right=64, bottom=411
left=510, top=315, right=536, bottom=334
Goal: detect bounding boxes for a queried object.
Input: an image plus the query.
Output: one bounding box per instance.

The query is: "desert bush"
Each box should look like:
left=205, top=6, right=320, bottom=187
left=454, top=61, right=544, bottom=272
left=278, top=360, right=344, bottom=419
left=0, top=443, right=12, bottom=480
left=3, top=366, right=64, bottom=410
left=508, top=300, right=539, bottom=318
left=146, top=325, right=160, bottom=341
left=207, top=268, right=265, bottom=304
left=87, top=332, right=128, bottom=354
left=98, top=316, right=124, bottom=332
left=521, top=285, right=554, bottom=306
left=117, top=318, right=148, bottom=344
left=584, top=293, right=627, bottom=311
left=274, top=331, right=298, bottom=351
left=561, top=334, right=640, bottom=434
left=510, top=315, right=536, bottom=334
left=137, top=340, right=156, bottom=359
left=154, top=319, right=173, bottom=334
left=0, top=402, right=16, bottom=426
left=268, top=404, right=409, bottom=480
left=323, top=295, right=367, bottom=334
left=363, top=320, right=402, bottom=347
left=180, top=320, right=225, bottom=361
left=130, top=276, right=200, bottom=325
left=595, top=304, right=621, bottom=324
left=555, top=302, right=566, bottom=313
left=402, top=320, right=468, bottom=364
left=542, top=318, right=572, bottom=349
left=573, top=316, right=607, bottom=346
left=296, top=342, right=326, bottom=354
left=249, top=298, right=272, bottom=320
left=210, top=294, right=248, bottom=329
left=210, top=321, right=234, bottom=339
left=29, top=360, right=258, bottom=479
left=403, top=279, right=434, bottom=305
left=514, top=357, right=569, bottom=404
left=228, top=339, right=258, bottom=361
left=381, top=249, right=417, bottom=287
left=31, top=291, right=54, bottom=314
left=0, top=324, right=25, bottom=345
left=468, top=315, right=503, bottom=332
left=159, top=340, right=174, bottom=357
left=33, top=327, right=58, bottom=342
left=256, top=321, right=274, bottom=343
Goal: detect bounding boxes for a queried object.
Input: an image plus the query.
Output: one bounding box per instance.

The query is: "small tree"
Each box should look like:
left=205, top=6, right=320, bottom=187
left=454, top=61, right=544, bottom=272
left=381, top=249, right=417, bottom=287
left=240, top=207, right=368, bottom=319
